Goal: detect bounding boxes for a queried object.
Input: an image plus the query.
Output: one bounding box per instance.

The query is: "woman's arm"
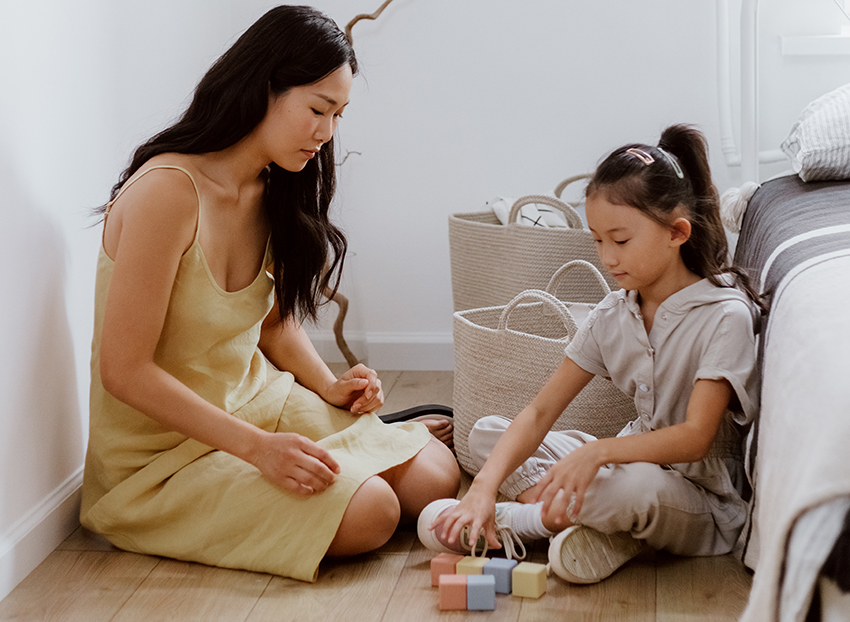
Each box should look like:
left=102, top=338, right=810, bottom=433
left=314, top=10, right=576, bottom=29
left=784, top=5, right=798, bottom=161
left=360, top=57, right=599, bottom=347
left=99, top=170, right=339, bottom=495
left=536, top=377, right=732, bottom=526
left=432, top=357, right=594, bottom=550
left=258, top=304, right=384, bottom=413
left=260, top=301, right=384, bottom=414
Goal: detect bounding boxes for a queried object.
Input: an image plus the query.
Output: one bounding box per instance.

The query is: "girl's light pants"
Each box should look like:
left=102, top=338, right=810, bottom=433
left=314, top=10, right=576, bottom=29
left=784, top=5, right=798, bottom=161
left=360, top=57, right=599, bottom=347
left=467, top=415, right=744, bottom=556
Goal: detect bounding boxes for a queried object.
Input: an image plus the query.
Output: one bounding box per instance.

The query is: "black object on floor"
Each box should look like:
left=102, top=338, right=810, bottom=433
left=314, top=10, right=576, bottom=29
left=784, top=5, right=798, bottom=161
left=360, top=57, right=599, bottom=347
left=378, top=404, right=453, bottom=424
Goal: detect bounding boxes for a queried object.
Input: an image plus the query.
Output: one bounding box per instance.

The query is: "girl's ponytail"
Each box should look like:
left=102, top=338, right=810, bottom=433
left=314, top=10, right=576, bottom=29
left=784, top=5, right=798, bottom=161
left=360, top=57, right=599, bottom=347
left=587, top=124, right=766, bottom=315
left=658, top=125, right=717, bottom=208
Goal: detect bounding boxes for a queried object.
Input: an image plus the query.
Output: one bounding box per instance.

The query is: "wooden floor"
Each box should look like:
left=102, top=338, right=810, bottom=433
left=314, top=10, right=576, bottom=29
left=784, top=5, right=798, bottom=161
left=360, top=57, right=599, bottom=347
left=0, top=369, right=752, bottom=622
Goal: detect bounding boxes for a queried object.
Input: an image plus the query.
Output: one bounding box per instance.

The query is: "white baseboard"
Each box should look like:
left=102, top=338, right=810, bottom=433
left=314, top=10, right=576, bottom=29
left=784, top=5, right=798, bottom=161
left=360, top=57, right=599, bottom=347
left=0, top=468, right=83, bottom=602
left=307, top=331, right=455, bottom=371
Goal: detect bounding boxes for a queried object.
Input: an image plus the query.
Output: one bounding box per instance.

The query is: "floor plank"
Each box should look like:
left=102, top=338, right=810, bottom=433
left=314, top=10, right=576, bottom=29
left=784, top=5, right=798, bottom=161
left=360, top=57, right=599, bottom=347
left=376, top=370, right=404, bottom=401
left=519, top=549, right=656, bottom=622
left=56, top=525, right=118, bottom=552
left=374, top=524, right=417, bottom=555
left=379, top=371, right=454, bottom=413
left=246, top=553, right=407, bottom=622
left=111, top=559, right=271, bottom=622
left=655, top=553, right=752, bottom=622
left=0, top=551, right=158, bottom=622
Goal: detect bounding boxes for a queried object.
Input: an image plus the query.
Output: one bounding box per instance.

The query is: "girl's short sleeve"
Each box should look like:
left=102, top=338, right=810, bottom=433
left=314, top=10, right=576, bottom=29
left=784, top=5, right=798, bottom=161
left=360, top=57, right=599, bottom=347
left=695, top=300, right=759, bottom=425
left=564, top=309, right=609, bottom=378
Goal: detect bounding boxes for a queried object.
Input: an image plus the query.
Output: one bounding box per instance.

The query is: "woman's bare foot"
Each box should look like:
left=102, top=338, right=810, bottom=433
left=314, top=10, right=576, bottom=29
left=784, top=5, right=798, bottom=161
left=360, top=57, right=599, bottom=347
left=420, top=418, right=454, bottom=450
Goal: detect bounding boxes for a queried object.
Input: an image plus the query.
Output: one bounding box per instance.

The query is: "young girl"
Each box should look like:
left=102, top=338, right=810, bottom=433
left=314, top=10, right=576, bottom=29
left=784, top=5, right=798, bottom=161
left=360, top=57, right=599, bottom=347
left=80, top=6, right=459, bottom=583
left=418, top=125, right=761, bottom=583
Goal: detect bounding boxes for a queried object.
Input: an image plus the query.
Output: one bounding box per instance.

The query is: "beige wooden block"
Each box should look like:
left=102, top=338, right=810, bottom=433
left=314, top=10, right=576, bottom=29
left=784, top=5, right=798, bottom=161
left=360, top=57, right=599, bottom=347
left=512, top=561, right=548, bottom=599
left=455, top=556, right=489, bottom=575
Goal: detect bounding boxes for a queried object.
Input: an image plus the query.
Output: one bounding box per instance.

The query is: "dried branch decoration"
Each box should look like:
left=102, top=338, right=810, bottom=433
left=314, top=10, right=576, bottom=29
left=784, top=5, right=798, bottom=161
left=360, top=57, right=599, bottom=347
left=344, top=0, right=397, bottom=43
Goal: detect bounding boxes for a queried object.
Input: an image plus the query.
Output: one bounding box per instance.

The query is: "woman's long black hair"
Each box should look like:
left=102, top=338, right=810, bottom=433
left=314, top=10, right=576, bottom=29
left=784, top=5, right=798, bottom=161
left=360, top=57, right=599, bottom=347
left=99, top=5, right=357, bottom=322
left=585, top=124, right=766, bottom=314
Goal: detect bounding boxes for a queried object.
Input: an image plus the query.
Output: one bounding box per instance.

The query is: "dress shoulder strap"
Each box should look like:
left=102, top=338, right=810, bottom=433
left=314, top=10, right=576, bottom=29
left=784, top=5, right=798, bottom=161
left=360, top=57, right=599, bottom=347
left=105, top=165, right=202, bottom=242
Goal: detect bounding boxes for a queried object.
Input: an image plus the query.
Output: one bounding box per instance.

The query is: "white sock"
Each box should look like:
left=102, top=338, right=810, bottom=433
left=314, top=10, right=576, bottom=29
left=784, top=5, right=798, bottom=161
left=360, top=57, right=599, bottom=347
left=502, top=502, right=556, bottom=540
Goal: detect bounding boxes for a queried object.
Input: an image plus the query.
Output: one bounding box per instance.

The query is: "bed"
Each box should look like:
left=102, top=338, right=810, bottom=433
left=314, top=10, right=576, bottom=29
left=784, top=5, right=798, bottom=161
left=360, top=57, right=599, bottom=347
left=731, top=172, right=850, bottom=622
left=718, top=1, right=850, bottom=616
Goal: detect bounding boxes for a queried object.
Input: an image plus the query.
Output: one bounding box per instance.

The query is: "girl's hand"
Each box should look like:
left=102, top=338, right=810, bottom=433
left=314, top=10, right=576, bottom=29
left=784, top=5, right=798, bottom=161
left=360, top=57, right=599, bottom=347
left=249, top=431, right=340, bottom=496
left=430, top=484, right=502, bottom=553
left=535, top=442, right=603, bottom=529
left=323, top=364, right=384, bottom=413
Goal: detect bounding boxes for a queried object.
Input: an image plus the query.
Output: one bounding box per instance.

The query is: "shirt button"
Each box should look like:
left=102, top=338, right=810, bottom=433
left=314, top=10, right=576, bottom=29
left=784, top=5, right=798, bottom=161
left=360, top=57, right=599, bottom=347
left=639, top=384, right=649, bottom=393
left=662, top=313, right=668, bottom=321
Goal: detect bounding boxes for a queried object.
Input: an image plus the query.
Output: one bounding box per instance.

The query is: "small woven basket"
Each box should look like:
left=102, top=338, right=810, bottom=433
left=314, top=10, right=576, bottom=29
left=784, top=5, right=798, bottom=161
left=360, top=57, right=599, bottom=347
left=452, top=283, right=637, bottom=476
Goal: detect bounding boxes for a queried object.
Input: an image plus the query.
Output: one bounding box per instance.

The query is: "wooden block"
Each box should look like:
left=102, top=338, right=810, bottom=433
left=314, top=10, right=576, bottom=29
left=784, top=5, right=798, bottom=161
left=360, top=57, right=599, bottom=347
left=484, top=558, right=518, bottom=594
left=438, top=575, right=467, bottom=611
left=512, top=562, right=547, bottom=599
left=466, top=574, right=496, bottom=610
left=456, top=556, right=489, bottom=575
left=430, top=553, right=465, bottom=587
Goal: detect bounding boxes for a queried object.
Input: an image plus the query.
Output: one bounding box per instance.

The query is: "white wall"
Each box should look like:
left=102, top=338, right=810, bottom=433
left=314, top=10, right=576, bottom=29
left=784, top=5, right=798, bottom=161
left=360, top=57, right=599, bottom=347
left=1, top=0, right=848, bottom=602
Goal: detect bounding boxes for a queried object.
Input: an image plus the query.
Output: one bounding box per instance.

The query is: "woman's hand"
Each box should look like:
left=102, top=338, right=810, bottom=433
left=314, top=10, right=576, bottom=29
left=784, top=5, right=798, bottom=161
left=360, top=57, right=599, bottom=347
left=249, top=431, right=341, bottom=496
left=534, top=442, right=604, bottom=529
left=323, top=364, right=384, bottom=413
left=430, top=483, right=501, bottom=553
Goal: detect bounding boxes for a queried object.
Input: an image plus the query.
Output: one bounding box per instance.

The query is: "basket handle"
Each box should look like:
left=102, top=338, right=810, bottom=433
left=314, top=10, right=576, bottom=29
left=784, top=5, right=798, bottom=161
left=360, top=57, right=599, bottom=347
left=546, top=260, right=611, bottom=299
left=508, top=195, right=583, bottom=229
left=497, top=289, right=579, bottom=337
left=553, top=173, right=592, bottom=203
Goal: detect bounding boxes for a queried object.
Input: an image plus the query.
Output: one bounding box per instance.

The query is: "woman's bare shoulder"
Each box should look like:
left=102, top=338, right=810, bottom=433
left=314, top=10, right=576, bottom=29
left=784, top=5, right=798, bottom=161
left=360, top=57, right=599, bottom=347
left=104, top=155, right=202, bottom=256
left=118, top=155, right=201, bottom=213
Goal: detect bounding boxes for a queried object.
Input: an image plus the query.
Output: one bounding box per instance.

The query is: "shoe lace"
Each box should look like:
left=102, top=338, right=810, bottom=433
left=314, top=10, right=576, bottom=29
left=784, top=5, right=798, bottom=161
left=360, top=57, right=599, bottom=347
left=462, top=525, right=525, bottom=560
left=460, top=506, right=529, bottom=560
left=494, top=525, right=527, bottom=561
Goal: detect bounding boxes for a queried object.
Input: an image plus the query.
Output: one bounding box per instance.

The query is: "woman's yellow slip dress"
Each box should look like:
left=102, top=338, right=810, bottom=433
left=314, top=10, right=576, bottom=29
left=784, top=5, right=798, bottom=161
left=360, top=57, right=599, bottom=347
left=80, top=165, right=430, bottom=582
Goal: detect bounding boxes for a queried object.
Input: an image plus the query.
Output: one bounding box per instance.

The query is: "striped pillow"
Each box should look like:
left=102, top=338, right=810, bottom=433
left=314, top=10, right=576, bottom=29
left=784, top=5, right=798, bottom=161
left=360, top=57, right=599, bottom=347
left=782, top=83, right=850, bottom=182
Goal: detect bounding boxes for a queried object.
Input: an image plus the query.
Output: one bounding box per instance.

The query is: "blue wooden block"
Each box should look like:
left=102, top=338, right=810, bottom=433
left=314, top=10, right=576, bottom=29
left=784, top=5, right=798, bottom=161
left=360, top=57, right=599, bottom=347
left=483, top=558, right=518, bottom=594
left=466, top=574, right=496, bottom=610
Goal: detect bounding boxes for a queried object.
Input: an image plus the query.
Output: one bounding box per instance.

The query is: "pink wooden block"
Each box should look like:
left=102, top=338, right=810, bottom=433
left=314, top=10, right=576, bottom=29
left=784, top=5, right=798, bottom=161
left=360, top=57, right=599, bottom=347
left=430, top=553, right=465, bottom=587
left=438, top=575, right=467, bottom=611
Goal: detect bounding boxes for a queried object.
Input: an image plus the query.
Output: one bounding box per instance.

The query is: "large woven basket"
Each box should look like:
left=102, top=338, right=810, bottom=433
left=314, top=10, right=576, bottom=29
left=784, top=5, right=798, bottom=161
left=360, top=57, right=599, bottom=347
left=452, top=287, right=637, bottom=476
left=449, top=187, right=616, bottom=312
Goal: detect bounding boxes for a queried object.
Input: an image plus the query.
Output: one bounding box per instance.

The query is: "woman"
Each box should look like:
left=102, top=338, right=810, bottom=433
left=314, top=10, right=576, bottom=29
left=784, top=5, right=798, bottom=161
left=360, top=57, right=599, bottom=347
left=81, top=5, right=459, bottom=582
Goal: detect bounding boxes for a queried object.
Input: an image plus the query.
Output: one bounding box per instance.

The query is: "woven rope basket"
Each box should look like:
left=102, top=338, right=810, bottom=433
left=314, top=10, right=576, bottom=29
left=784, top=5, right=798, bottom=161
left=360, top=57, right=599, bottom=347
left=449, top=189, right=616, bottom=312
left=452, top=285, right=637, bottom=476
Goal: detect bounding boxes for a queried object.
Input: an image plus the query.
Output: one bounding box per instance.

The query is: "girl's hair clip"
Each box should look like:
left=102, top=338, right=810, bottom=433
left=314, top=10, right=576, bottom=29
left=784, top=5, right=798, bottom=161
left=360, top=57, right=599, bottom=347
left=625, top=148, right=655, bottom=166
left=656, top=147, right=685, bottom=179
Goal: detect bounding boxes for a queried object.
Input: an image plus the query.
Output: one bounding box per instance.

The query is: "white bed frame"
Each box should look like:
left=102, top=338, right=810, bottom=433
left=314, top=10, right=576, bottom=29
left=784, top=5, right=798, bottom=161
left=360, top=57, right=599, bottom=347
left=717, top=0, right=786, bottom=183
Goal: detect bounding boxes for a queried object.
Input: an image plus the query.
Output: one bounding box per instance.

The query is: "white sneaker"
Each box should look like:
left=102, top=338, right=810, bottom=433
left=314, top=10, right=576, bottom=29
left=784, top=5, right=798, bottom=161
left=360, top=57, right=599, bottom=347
left=416, top=499, right=527, bottom=559
left=417, top=499, right=480, bottom=555
left=491, top=503, right=530, bottom=560
left=548, top=525, right=644, bottom=584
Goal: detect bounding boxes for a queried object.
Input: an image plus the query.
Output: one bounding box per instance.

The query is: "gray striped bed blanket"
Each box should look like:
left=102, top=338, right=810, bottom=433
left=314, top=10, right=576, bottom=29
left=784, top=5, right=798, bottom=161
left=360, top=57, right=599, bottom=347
left=733, top=174, right=850, bottom=622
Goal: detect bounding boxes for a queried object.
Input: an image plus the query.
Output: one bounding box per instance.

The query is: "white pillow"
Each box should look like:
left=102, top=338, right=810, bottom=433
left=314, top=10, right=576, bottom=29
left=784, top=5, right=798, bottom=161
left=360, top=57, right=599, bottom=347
left=781, top=82, right=850, bottom=182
